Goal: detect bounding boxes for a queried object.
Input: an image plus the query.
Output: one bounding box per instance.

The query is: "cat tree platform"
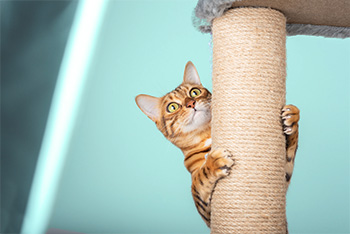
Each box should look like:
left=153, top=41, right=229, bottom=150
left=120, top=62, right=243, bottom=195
left=195, top=0, right=350, bottom=38
left=193, top=0, right=349, bottom=233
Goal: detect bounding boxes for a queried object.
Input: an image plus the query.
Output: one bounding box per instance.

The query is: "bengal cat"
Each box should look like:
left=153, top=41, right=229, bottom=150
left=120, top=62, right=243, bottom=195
left=135, top=61, right=300, bottom=227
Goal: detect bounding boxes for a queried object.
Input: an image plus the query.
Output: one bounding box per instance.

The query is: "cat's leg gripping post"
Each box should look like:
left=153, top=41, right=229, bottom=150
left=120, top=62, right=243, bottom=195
left=210, top=8, right=287, bottom=233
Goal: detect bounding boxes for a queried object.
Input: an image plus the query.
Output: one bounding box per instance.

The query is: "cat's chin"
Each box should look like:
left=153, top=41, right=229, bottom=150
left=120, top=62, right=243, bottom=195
left=182, top=110, right=211, bottom=133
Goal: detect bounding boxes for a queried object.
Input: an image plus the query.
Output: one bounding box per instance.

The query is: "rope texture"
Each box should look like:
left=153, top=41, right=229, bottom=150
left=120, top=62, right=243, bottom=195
left=211, top=8, right=287, bottom=233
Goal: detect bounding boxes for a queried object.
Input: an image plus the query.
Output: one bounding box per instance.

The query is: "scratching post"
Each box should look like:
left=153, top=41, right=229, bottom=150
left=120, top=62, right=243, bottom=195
left=211, top=8, right=287, bottom=233
left=194, top=0, right=349, bottom=233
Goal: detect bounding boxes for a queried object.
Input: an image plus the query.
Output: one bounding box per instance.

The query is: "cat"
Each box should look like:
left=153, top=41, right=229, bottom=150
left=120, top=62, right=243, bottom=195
left=135, top=61, right=300, bottom=227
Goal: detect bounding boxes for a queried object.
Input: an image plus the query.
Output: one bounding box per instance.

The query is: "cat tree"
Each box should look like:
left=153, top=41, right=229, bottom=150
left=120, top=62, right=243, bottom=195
left=194, top=1, right=350, bottom=233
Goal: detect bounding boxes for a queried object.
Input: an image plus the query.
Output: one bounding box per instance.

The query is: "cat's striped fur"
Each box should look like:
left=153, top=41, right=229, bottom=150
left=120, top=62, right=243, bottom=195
left=135, top=61, right=299, bottom=227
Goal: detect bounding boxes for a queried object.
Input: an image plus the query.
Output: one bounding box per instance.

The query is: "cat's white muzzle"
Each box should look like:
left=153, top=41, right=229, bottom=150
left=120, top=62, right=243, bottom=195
left=183, top=104, right=211, bottom=133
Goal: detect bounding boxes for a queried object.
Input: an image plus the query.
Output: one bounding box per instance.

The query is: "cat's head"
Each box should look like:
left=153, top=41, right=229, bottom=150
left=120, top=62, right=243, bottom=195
left=135, top=61, right=211, bottom=144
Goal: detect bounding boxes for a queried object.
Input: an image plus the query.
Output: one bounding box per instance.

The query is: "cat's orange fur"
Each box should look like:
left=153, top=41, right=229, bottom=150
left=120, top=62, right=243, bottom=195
left=135, top=61, right=299, bottom=227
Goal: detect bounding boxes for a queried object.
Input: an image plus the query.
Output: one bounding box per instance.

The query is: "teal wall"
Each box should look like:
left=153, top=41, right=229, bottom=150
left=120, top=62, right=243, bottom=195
left=48, top=1, right=349, bottom=233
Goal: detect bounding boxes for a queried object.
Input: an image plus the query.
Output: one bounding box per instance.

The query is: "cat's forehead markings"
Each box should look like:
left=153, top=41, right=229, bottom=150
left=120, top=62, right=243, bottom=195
left=171, top=91, right=184, bottom=100
left=162, top=93, right=180, bottom=106
left=182, top=84, right=192, bottom=91
left=174, top=86, right=184, bottom=93
left=168, top=88, right=185, bottom=100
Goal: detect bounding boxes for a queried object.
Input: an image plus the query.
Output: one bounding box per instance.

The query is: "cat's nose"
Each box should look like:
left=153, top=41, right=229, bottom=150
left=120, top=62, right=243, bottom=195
left=186, top=99, right=196, bottom=108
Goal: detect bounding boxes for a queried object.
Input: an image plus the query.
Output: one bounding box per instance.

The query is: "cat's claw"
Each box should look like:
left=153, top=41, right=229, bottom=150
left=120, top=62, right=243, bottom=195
left=284, top=127, right=293, bottom=135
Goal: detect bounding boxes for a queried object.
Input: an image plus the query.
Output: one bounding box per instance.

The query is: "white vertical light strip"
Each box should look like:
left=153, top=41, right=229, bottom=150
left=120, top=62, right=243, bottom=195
left=21, top=0, right=108, bottom=233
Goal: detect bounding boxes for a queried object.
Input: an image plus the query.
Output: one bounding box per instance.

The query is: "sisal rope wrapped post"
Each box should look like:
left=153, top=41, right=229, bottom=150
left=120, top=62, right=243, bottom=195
left=211, top=8, right=287, bottom=233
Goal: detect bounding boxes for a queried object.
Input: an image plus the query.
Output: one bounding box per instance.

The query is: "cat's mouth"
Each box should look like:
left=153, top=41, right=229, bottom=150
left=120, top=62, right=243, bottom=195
left=189, top=107, right=210, bottom=124
left=182, top=106, right=211, bottom=133
left=190, top=109, right=198, bottom=122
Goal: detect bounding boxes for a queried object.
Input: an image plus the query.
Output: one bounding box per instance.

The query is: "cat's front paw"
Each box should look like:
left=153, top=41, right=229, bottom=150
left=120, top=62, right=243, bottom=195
left=282, top=105, right=300, bottom=135
left=206, top=149, right=235, bottom=178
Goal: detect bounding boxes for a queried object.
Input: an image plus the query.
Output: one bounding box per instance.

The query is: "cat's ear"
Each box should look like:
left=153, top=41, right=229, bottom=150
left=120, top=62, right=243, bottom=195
left=183, top=61, right=202, bottom=85
left=135, top=94, right=160, bottom=122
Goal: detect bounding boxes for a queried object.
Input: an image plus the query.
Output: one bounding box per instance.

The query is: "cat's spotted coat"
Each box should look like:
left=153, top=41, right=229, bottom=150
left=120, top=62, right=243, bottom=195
left=135, top=62, right=299, bottom=227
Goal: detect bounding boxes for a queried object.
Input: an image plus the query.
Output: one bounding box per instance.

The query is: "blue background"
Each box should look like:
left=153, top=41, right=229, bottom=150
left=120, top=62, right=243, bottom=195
left=47, top=1, right=349, bottom=233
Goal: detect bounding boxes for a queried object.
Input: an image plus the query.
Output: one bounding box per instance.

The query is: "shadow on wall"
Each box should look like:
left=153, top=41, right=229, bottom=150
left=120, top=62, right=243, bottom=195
left=0, top=1, right=77, bottom=233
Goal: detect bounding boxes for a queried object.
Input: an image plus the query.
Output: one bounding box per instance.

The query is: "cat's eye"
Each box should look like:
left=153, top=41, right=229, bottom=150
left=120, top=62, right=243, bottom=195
left=190, top=88, right=201, bottom=98
left=167, top=102, right=179, bottom=113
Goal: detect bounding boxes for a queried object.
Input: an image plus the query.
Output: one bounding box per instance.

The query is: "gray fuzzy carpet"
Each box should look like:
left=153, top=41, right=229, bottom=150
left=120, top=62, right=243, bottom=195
left=194, top=0, right=350, bottom=38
